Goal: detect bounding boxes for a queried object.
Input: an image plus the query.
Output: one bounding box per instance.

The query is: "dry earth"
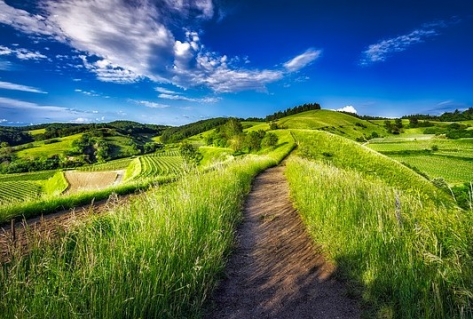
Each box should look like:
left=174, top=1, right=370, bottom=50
left=204, top=165, right=361, bottom=319
left=64, top=170, right=124, bottom=194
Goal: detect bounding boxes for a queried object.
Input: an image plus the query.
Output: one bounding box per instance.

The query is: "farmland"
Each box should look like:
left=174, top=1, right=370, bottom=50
left=366, top=136, right=473, bottom=185
left=0, top=109, right=472, bottom=318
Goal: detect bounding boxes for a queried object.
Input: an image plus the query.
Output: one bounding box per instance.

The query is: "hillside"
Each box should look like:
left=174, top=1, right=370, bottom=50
left=273, top=109, right=387, bottom=141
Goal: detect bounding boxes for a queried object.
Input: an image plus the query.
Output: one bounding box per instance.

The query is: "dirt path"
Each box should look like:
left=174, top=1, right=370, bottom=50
left=205, top=165, right=360, bottom=318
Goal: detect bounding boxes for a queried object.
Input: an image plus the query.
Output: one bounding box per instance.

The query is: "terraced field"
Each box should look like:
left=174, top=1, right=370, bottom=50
left=0, top=181, right=42, bottom=204
left=78, top=157, right=133, bottom=172
left=138, top=152, right=184, bottom=178
left=367, top=136, right=473, bottom=185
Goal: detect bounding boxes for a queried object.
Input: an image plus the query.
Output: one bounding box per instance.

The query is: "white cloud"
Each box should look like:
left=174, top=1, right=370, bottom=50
left=130, top=99, right=170, bottom=109
left=0, top=97, right=93, bottom=123
left=155, top=86, right=179, bottom=94
left=70, top=117, right=91, bottom=123
left=0, top=45, right=47, bottom=60
left=0, top=81, right=47, bottom=94
left=158, top=93, right=219, bottom=103
left=74, top=88, right=101, bottom=97
left=283, top=49, right=322, bottom=72
left=337, top=106, right=358, bottom=114
left=360, top=21, right=446, bottom=65
left=0, top=1, right=317, bottom=92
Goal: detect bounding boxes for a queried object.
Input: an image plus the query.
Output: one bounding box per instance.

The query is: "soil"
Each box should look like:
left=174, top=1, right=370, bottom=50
left=64, top=170, right=124, bottom=194
left=204, top=165, right=361, bottom=318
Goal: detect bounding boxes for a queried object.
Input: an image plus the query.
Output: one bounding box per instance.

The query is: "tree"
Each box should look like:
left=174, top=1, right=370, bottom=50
left=409, top=118, right=419, bottom=128
left=179, top=142, right=202, bottom=165
left=262, top=132, right=278, bottom=147
left=245, top=131, right=264, bottom=151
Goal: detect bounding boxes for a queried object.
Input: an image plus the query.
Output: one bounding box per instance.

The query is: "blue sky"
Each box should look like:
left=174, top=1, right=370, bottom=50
left=0, top=0, right=472, bottom=126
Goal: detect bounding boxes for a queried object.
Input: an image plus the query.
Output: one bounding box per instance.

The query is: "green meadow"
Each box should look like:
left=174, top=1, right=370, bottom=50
left=0, top=110, right=471, bottom=318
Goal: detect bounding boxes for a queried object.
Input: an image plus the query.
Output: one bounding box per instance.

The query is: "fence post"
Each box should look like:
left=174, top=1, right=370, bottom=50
left=11, top=218, right=16, bottom=244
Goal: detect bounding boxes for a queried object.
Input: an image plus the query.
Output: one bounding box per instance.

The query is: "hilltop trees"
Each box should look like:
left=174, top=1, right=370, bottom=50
left=205, top=118, right=278, bottom=153
left=265, top=103, right=321, bottom=122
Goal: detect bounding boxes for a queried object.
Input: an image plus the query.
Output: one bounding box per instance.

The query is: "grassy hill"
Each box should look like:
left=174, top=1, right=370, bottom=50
left=275, top=109, right=387, bottom=140
left=0, top=108, right=471, bottom=319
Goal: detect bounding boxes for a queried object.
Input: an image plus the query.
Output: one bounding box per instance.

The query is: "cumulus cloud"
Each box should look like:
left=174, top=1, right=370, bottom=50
left=0, top=81, right=47, bottom=93
left=337, top=105, right=357, bottom=113
left=283, top=48, right=322, bottom=72
left=360, top=21, right=447, bottom=65
left=0, top=0, right=317, bottom=93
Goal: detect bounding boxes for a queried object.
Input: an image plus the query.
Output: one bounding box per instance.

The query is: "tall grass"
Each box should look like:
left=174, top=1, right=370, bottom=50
left=0, top=155, right=278, bottom=318
left=286, top=156, right=472, bottom=318
left=292, top=130, right=453, bottom=206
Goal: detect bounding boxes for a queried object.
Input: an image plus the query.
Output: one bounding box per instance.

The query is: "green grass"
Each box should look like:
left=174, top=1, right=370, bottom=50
left=286, top=156, right=472, bottom=318
left=43, top=171, right=69, bottom=196
left=16, top=134, right=82, bottom=159
left=367, top=137, right=473, bottom=158
left=291, top=130, right=452, bottom=205
left=276, top=110, right=387, bottom=140
left=0, top=181, right=42, bottom=204
left=77, top=157, right=133, bottom=171
left=27, top=128, right=46, bottom=136
left=0, top=138, right=295, bottom=318
left=199, top=146, right=234, bottom=167
left=138, top=154, right=185, bottom=178
left=393, top=155, right=472, bottom=185
left=0, top=170, right=56, bottom=182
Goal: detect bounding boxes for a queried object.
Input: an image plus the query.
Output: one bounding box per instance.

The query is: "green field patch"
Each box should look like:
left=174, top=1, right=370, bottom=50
left=0, top=170, right=56, bottom=182
left=277, top=110, right=386, bottom=140
left=368, top=137, right=473, bottom=159
left=77, top=157, right=133, bottom=172
left=138, top=153, right=185, bottom=178
left=16, top=133, right=82, bottom=159
left=0, top=180, right=42, bottom=204
left=391, top=154, right=472, bottom=185
left=27, top=128, right=46, bottom=136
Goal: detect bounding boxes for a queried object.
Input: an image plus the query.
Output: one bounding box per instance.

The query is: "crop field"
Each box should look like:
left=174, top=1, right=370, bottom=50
left=77, top=157, right=132, bottom=171
left=368, top=137, right=473, bottom=155
left=0, top=170, right=56, bottom=182
left=0, top=180, right=42, bottom=204
left=392, top=155, right=472, bottom=184
left=138, top=153, right=184, bottom=178
left=64, top=170, right=121, bottom=194
left=366, top=137, right=473, bottom=185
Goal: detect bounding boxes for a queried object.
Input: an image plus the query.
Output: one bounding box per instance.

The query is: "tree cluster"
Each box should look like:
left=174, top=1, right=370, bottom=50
left=265, top=103, right=321, bottom=122
left=205, top=118, right=278, bottom=153
left=0, top=128, right=33, bottom=146
left=384, top=119, right=404, bottom=134
left=403, top=108, right=472, bottom=122
left=160, top=118, right=228, bottom=144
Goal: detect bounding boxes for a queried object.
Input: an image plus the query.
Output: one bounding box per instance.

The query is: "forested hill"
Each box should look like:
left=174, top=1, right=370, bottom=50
left=0, top=121, right=169, bottom=146
left=265, top=103, right=321, bottom=121
left=402, top=108, right=473, bottom=122
left=160, top=117, right=229, bottom=144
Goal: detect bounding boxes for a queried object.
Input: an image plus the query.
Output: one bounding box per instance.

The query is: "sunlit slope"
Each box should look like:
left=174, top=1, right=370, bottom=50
left=291, top=129, right=453, bottom=206
left=277, top=109, right=386, bottom=140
